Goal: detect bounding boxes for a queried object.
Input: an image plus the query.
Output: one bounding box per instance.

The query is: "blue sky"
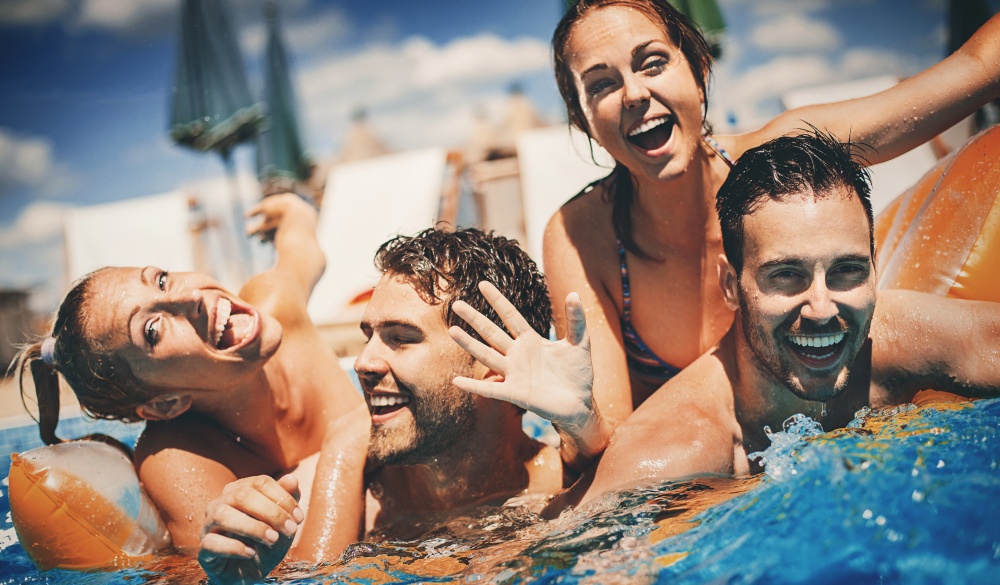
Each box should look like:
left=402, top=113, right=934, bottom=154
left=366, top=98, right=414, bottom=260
left=0, top=0, right=980, bottom=311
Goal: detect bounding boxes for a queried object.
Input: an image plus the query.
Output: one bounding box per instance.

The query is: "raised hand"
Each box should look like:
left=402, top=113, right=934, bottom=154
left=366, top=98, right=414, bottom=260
left=448, top=281, right=609, bottom=468
left=198, top=474, right=303, bottom=585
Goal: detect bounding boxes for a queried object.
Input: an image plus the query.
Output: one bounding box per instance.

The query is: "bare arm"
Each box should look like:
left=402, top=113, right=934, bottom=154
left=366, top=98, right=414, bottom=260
left=240, top=193, right=326, bottom=321
left=544, top=206, right=635, bottom=425
left=871, top=290, right=1000, bottom=402
left=737, top=14, right=1000, bottom=163
left=198, top=407, right=370, bottom=584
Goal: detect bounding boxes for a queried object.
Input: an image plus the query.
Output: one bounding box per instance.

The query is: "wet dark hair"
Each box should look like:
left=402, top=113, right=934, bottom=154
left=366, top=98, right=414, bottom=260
left=374, top=227, right=552, bottom=341
left=14, top=268, right=153, bottom=445
left=715, top=128, right=874, bottom=275
left=553, top=0, right=716, bottom=258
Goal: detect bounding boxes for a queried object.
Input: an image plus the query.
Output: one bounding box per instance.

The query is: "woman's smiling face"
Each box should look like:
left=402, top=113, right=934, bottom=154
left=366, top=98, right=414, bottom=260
left=565, top=5, right=707, bottom=184
left=88, top=266, right=282, bottom=393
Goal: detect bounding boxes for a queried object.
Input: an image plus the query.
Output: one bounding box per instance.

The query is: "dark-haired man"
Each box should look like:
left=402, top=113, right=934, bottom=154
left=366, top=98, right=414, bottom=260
left=454, top=131, right=1000, bottom=511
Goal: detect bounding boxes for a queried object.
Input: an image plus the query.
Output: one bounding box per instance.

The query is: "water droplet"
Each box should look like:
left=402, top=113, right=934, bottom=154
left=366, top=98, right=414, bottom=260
left=235, top=436, right=242, bottom=443
left=911, top=490, right=924, bottom=502
left=862, top=509, right=873, bottom=519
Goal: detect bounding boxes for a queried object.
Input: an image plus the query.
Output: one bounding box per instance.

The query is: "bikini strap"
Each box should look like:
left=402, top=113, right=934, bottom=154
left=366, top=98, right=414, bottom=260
left=704, top=135, right=734, bottom=168
left=617, top=239, right=632, bottom=319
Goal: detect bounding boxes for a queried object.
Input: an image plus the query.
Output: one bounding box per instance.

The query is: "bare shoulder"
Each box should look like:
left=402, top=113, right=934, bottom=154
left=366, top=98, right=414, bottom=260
left=544, top=180, right=620, bottom=299
left=135, top=416, right=270, bottom=480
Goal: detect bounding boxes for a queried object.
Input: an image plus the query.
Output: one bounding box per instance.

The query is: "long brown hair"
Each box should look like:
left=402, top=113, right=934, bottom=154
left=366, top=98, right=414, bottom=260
left=553, top=0, right=715, bottom=257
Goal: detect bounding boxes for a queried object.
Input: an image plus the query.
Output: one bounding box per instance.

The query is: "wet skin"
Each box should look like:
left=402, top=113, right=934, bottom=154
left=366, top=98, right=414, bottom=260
left=731, top=189, right=876, bottom=404
left=565, top=5, right=707, bottom=185
left=91, top=266, right=283, bottom=392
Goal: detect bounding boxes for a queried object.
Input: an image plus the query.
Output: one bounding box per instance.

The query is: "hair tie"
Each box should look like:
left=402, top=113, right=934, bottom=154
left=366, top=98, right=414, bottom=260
left=40, top=337, right=57, bottom=366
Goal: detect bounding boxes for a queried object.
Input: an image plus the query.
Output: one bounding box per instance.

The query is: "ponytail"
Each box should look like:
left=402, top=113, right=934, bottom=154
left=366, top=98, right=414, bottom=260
left=16, top=341, right=63, bottom=445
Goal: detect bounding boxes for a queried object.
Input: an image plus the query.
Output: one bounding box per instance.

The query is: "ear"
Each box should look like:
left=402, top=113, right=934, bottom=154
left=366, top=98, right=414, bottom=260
left=717, top=253, right=740, bottom=312
left=471, top=360, right=504, bottom=383
left=135, top=393, right=193, bottom=421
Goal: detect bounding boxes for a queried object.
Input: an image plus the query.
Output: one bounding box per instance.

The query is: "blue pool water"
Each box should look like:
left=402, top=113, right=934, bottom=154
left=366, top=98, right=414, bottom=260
left=2, top=398, right=998, bottom=584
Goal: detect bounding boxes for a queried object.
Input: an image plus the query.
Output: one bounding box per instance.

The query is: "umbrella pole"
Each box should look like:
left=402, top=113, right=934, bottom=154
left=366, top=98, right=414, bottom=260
left=221, top=149, right=254, bottom=282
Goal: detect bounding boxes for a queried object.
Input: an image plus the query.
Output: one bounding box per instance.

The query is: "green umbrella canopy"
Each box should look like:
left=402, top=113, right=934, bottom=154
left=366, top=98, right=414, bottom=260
left=170, top=0, right=264, bottom=155
left=257, top=1, right=312, bottom=185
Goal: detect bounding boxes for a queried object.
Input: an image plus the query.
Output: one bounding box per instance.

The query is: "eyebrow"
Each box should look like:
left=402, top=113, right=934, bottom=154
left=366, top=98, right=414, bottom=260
left=757, top=254, right=872, bottom=272
left=580, top=41, right=657, bottom=78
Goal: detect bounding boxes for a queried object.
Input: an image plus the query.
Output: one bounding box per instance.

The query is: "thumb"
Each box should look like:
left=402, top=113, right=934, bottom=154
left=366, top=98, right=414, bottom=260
left=564, top=292, right=589, bottom=349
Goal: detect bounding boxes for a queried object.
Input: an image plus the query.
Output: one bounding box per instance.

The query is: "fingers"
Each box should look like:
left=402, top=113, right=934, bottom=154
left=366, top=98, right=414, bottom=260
left=449, top=325, right=506, bottom=374
left=477, top=281, right=533, bottom=338
left=207, top=476, right=301, bottom=545
left=199, top=531, right=257, bottom=560
left=453, top=376, right=525, bottom=409
left=564, top=292, right=590, bottom=349
left=452, top=301, right=513, bottom=354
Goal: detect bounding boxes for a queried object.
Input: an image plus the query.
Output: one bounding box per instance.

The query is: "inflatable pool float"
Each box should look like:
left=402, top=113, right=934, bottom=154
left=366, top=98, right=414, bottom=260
left=8, top=440, right=171, bottom=570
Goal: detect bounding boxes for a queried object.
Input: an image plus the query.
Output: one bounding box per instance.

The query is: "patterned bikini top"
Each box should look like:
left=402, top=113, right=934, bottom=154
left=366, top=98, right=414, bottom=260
left=617, top=136, right=735, bottom=385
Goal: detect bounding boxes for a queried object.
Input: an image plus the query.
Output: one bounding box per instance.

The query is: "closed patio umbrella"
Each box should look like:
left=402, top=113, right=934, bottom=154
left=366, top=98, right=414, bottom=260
left=170, top=0, right=263, bottom=278
left=257, top=2, right=312, bottom=196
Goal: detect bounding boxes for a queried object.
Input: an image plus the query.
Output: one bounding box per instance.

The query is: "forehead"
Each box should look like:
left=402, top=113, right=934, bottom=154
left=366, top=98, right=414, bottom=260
left=742, top=190, right=871, bottom=266
left=363, top=273, right=449, bottom=332
left=87, top=267, right=144, bottom=346
left=566, top=5, right=673, bottom=65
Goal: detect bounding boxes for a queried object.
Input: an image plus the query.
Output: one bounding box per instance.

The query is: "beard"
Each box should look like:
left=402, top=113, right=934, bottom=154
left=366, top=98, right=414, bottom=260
left=367, top=383, right=477, bottom=467
left=737, top=284, right=872, bottom=403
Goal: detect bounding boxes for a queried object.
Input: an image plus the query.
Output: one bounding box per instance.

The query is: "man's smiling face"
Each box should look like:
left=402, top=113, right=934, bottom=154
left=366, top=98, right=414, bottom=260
left=733, top=189, right=876, bottom=401
left=355, top=273, right=478, bottom=467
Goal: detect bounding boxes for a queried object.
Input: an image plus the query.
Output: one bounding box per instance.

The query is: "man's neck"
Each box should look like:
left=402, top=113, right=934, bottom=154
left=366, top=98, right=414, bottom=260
left=368, top=411, right=557, bottom=530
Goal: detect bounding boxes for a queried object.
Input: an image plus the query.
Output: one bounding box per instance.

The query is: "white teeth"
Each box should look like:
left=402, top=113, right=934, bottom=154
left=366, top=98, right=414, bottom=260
left=214, top=298, right=232, bottom=347
left=788, top=332, right=845, bottom=348
left=368, top=395, right=411, bottom=408
left=628, top=116, right=669, bottom=137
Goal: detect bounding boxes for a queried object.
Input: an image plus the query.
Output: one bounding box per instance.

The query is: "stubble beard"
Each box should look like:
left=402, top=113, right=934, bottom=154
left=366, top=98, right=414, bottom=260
left=367, top=383, right=477, bottom=467
left=737, top=286, right=870, bottom=403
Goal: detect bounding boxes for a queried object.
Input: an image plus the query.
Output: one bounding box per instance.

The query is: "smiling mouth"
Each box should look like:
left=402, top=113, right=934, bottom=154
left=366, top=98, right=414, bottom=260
left=367, top=393, right=412, bottom=418
left=213, top=298, right=256, bottom=350
left=786, top=332, right=846, bottom=364
left=627, top=115, right=675, bottom=152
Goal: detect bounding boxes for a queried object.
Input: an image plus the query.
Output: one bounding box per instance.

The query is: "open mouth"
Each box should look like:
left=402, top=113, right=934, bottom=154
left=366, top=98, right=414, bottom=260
left=786, top=332, right=847, bottom=368
left=627, top=115, right=675, bottom=152
left=212, top=298, right=257, bottom=350
left=367, top=393, right=412, bottom=418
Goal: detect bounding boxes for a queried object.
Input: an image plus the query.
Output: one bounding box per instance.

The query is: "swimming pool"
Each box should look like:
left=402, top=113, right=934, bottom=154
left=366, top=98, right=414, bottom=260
left=3, top=398, right=998, bottom=584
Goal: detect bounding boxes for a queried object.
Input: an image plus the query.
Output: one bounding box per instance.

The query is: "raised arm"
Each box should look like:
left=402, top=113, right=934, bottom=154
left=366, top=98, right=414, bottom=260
left=870, top=290, right=1000, bottom=404
left=739, top=13, right=1000, bottom=164
left=449, top=282, right=612, bottom=470
left=240, top=193, right=326, bottom=319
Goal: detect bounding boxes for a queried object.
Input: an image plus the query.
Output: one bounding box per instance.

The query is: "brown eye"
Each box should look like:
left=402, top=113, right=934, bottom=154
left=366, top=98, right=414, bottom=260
left=145, top=317, right=161, bottom=347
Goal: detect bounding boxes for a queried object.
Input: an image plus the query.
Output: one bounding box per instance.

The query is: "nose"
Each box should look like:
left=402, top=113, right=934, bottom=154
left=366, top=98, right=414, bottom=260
left=622, top=74, right=650, bottom=110
left=354, top=335, right=389, bottom=390
left=162, top=289, right=204, bottom=321
left=799, top=277, right=838, bottom=324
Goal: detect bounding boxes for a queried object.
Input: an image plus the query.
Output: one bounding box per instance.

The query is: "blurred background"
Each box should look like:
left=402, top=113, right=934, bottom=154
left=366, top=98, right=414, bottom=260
left=1, top=0, right=997, bottom=373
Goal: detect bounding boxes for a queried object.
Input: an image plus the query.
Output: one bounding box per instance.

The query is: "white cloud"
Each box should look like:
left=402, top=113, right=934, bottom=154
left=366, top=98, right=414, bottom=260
left=0, top=129, right=77, bottom=197
left=0, top=0, right=71, bottom=26
left=0, top=201, right=70, bottom=248
left=75, top=0, right=176, bottom=33
left=296, top=33, right=552, bottom=153
left=750, top=13, right=842, bottom=52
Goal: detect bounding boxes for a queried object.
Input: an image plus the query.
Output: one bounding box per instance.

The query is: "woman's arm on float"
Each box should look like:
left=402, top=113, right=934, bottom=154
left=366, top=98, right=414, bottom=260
left=198, top=410, right=370, bottom=584
left=449, top=282, right=611, bottom=471
left=869, top=290, right=1000, bottom=406
left=545, top=204, right=636, bottom=428
left=239, top=193, right=325, bottom=324
left=737, top=13, right=1000, bottom=163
